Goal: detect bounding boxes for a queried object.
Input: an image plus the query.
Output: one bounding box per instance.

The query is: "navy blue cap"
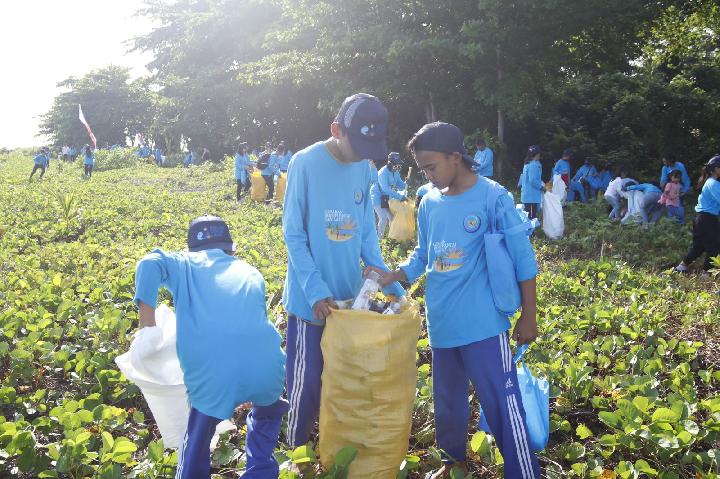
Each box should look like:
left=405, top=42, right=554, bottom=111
left=706, top=155, right=720, bottom=170
left=388, top=152, right=403, bottom=165
left=528, top=145, right=542, bottom=156
left=410, top=122, right=473, bottom=165
left=335, top=93, right=388, bottom=161
left=563, top=148, right=573, bottom=157
left=187, top=215, right=234, bottom=252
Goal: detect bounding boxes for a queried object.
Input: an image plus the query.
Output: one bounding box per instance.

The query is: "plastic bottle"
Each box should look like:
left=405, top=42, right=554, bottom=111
left=352, top=271, right=381, bottom=310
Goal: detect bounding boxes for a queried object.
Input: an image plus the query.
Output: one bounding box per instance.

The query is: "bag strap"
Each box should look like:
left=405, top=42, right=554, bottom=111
left=484, top=181, right=507, bottom=234
left=513, top=343, right=529, bottom=364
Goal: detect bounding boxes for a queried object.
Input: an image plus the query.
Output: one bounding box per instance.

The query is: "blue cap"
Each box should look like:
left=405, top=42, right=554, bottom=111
left=706, top=155, right=720, bottom=170
left=563, top=148, right=573, bottom=157
left=388, top=152, right=403, bottom=165
left=528, top=145, right=542, bottom=156
left=187, top=215, right=234, bottom=252
left=410, top=122, right=473, bottom=164
left=336, top=93, right=388, bottom=160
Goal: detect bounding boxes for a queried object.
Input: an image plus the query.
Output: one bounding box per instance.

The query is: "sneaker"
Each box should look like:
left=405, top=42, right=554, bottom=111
left=673, top=263, right=689, bottom=273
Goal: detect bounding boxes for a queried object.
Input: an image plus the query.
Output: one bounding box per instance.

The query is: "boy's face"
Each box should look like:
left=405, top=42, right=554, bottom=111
left=414, top=150, right=460, bottom=189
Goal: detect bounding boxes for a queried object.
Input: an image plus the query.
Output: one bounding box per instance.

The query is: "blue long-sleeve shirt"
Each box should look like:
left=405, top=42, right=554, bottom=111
left=83, top=153, right=94, bottom=166
left=279, top=151, right=293, bottom=172
left=261, top=153, right=281, bottom=176
left=377, top=166, right=406, bottom=201
left=134, top=249, right=286, bottom=419
left=572, top=164, right=597, bottom=182
left=33, top=154, right=47, bottom=166
left=520, top=159, right=544, bottom=204
left=660, top=162, right=691, bottom=194
left=369, top=163, right=380, bottom=206
left=591, top=170, right=613, bottom=190
left=416, top=182, right=434, bottom=199
left=234, top=153, right=253, bottom=182
left=400, top=177, right=537, bottom=348
left=696, top=177, right=720, bottom=215
left=282, top=142, right=405, bottom=324
left=474, top=148, right=494, bottom=177
left=626, top=183, right=662, bottom=194
left=553, top=159, right=571, bottom=176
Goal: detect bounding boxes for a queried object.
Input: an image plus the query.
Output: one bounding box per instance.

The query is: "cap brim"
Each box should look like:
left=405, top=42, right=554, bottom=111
left=348, top=134, right=387, bottom=161
left=189, top=241, right=235, bottom=253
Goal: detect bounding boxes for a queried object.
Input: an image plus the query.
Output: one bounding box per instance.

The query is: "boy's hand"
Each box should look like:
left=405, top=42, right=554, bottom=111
left=363, top=265, right=386, bottom=278
left=138, top=301, right=156, bottom=329
left=312, top=297, right=338, bottom=321
left=378, top=269, right=407, bottom=288
left=513, top=308, right=538, bottom=345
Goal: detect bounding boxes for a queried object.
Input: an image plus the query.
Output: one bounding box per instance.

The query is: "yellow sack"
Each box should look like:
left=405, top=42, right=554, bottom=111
left=319, top=302, right=421, bottom=479
left=388, top=199, right=416, bottom=241
left=276, top=173, right=287, bottom=203
left=250, top=171, right=266, bottom=201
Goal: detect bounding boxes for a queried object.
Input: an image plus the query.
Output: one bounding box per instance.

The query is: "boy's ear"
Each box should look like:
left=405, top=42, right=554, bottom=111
left=330, top=122, right=342, bottom=140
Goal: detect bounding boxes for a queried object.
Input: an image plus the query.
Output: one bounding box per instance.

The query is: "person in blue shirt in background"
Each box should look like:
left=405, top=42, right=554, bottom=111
left=625, top=182, right=663, bottom=227
left=552, top=149, right=573, bottom=186
left=473, top=137, right=493, bottom=177
left=134, top=215, right=287, bottom=479
left=83, top=145, right=95, bottom=178
left=183, top=149, right=195, bottom=167
left=567, top=158, right=597, bottom=202
left=29, top=147, right=49, bottom=180
left=415, top=180, right=434, bottom=208
left=675, top=155, right=720, bottom=273
left=153, top=147, right=163, bottom=166
left=277, top=141, right=293, bottom=174
left=589, top=163, right=614, bottom=197
left=281, top=93, right=405, bottom=462
left=660, top=153, right=691, bottom=195
left=518, top=145, right=544, bottom=219
left=259, top=143, right=281, bottom=200
left=379, top=122, right=540, bottom=479
left=235, top=142, right=253, bottom=201
left=375, top=151, right=407, bottom=237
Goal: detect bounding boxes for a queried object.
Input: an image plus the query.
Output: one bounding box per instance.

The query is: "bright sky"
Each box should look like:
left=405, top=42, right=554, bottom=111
left=0, top=1, right=155, bottom=149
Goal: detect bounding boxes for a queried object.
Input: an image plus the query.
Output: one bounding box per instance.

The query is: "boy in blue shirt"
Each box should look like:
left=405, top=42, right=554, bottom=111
left=183, top=149, right=195, bottom=168
left=29, top=147, right=49, bottom=180
left=660, top=153, right=691, bottom=195
left=282, top=93, right=405, bottom=454
left=518, top=145, right=544, bottom=219
left=375, top=151, right=407, bottom=237
left=235, top=143, right=253, bottom=200
left=134, top=215, right=288, bottom=479
left=83, top=145, right=95, bottom=177
left=552, top=149, right=573, bottom=186
left=415, top=181, right=434, bottom=208
left=675, top=156, right=720, bottom=273
left=259, top=144, right=280, bottom=201
left=277, top=141, right=293, bottom=173
left=625, top=183, right=663, bottom=227
left=380, top=122, right=540, bottom=478
left=473, top=138, right=493, bottom=177
left=567, top=158, right=597, bottom=202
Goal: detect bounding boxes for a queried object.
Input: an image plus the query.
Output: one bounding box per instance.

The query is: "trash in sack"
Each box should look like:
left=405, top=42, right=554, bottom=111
left=250, top=171, right=267, bottom=201
left=388, top=199, right=416, bottom=241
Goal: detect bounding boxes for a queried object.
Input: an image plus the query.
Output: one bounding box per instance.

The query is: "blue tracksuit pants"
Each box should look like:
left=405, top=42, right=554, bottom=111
left=175, top=399, right=288, bottom=479
left=566, top=180, right=587, bottom=202
left=285, top=315, right=324, bottom=447
left=432, top=332, right=540, bottom=478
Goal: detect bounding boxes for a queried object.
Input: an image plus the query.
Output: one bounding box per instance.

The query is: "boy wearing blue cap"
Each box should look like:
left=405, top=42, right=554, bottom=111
left=519, top=145, right=544, bottom=219
left=375, top=151, right=407, bottom=237
left=134, top=215, right=288, bottom=479
left=473, top=138, right=494, bottom=178
left=282, top=93, right=406, bottom=453
left=379, top=122, right=540, bottom=478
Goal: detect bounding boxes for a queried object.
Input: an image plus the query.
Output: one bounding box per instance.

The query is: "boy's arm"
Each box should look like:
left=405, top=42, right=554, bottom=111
left=282, top=159, right=334, bottom=309
left=513, top=278, right=538, bottom=344
left=134, top=250, right=179, bottom=329
left=380, top=170, right=405, bottom=200
left=532, top=164, right=545, bottom=191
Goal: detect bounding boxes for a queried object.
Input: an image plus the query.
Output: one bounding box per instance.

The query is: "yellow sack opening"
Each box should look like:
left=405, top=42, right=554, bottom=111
left=250, top=171, right=267, bottom=201
left=276, top=173, right=287, bottom=203
left=388, top=199, right=416, bottom=241
left=319, top=302, right=421, bottom=479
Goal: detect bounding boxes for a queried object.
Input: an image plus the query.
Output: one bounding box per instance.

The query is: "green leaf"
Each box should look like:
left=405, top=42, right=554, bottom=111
left=334, top=446, right=357, bottom=468
left=633, top=459, right=657, bottom=475
left=651, top=407, right=679, bottom=423
left=576, top=423, right=593, bottom=439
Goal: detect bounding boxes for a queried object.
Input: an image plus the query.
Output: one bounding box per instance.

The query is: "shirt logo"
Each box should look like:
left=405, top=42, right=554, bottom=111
left=354, top=189, right=364, bottom=204
left=505, top=378, right=514, bottom=389
left=432, top=240, right=465, bottom=273
left=325, top=209, right=357, bottom=242
left=463, top=214, right=481, bottom=233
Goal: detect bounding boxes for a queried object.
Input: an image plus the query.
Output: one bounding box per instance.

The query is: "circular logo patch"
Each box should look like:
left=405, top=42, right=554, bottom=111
left=354, top=190, right=364, bottom=204
left=463, top=214, right=481, bottom=233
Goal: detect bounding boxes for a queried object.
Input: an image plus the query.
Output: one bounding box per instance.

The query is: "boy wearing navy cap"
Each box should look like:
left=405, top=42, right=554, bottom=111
left=134, top=215, right=288, bottom=479
left=375, top=151, right=408, bottom=237
left=379, top=122, right=540, bottom=478
left=282, top=93, right=406, bottom=452
left=473, top=138, right=494, bottom=178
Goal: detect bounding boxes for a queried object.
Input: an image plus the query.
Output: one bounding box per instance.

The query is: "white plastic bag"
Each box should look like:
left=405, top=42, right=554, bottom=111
left=620, top=190, right=643, bottom=225
left=551, top=174, right=567, bottom=203
left=542, top=192, right=564, bottom=239
left=116, top=305, right=235, bottom=448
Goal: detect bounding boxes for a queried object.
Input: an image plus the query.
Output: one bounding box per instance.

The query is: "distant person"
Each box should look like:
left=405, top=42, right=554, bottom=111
left=604, top=168, right=627, bottom=221
left=277, top=142, right=293, bottom=174
left=415, top=181, right=434, bottom=208
left=567, top=158, right=597, bottom=202
left=29, top=147, right=49, bottom=180
left=625, top=182, right=663, bottom=227
left=83, top=145, right=95, bottom=177
left=674, top=155, right=720, bottom=273
left=518, top=145, right=544, bottom=220
left=660, top=153, right=691, bottom=195
left=473, top=138, right=493, bottom=177
left=375, top=151, right=407, bottom=237
left=552, top=149, right=573, bottom=186
left=589, top=163, right=613, bottom=197
left=235, top=143, right=253, bottom=200
left=133, top=215, right=288, bottom=479
left=183, top=149, right=195, bottom=168
left=658, top=170, right=684, bottom=223
left=201, top=148, right=211, bottom=163
left=61, top=145, right=70, bottom=161
left=258, top=144, right=280, bottom=200
left=154, top=147, right=163, bottom=166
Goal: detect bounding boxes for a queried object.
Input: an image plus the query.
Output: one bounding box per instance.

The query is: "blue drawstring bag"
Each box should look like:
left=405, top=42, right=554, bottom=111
left=478, top=344, right=550, bottom=451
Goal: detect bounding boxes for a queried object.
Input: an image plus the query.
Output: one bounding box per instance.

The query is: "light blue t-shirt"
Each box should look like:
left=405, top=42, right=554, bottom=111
left=591, top=170, right=613, bottom=190
left=400, top=177, right=537, bottom=348
left=660, top=162, right=691, bottom=194
left=627, top=183, right=662, bottom=194
left=279, top=151, right=293, bottom=172
left=416, top=182, right=434, bottom=199
left=696, top=177, right=720, bottom=215
left=519, top=159, right=543, bottom=204
left=234, top=153, right=253, bottom=182
left=282, top=141, right=405, bottom=324
left=262, top=153, right=281, bottom=176
left=83, top=153, right=94, bottom=166
left=474, top=147, right=494, bottom=177
left=377, top=165, right=406, bottom=202
left=553, top=159, right=571, bottom=176
left=134, top=249, right=286, bottom=419
left=34, top=154, right=47, bottom=166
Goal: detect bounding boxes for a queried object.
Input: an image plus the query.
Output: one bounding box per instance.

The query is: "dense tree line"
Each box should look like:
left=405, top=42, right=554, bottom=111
left=41, top=0, right=720, bottom=183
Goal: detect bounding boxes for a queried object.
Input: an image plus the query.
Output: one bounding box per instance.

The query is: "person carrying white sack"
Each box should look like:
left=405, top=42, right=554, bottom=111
left=133, top=215, right=287, bottom=479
